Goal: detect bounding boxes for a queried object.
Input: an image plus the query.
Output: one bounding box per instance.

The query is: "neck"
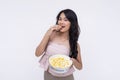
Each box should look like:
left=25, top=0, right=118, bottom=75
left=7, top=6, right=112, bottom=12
left=57, top=31, right=69, bottom=40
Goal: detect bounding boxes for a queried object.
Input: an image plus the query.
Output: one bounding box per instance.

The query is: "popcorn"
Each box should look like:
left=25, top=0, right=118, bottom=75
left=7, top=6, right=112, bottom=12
left=49, top=54, right=72, bottom=69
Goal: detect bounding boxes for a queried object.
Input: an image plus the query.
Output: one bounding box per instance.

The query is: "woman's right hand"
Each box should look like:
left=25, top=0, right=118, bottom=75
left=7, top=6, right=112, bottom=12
left=46, top=25, right=62, bottom=36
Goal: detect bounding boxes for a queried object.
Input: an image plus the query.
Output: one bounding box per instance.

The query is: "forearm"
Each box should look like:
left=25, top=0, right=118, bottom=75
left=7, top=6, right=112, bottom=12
left=71, top=58, right=82, bottom=70
left=35, top=32, right=50, bottom=57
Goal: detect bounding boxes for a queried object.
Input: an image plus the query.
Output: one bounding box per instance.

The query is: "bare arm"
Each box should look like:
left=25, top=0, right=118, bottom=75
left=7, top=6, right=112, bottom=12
left=35, top=32, right=50, bottom=57
left=71, top=43, right=83, bottom=70
left=35, top=25, right=62, bottom=57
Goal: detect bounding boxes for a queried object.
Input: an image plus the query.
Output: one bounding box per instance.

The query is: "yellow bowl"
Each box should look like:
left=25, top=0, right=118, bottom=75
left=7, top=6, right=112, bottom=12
left=49, top=54, right=73, bottom=73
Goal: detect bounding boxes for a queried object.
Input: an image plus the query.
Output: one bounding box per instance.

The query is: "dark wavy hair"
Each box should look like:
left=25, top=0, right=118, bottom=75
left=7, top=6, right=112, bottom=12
left=56, top=9, right=80, bottom=59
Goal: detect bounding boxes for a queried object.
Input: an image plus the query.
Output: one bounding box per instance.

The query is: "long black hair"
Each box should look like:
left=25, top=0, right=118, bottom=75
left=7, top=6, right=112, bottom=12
left=56, top=9, right=80, bottom=59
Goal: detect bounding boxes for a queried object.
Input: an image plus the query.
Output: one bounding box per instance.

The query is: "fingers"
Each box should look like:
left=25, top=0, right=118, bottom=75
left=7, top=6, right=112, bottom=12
left=50, top=25, right=62, bottom=32
left=57, top=25, right=62, bottom=31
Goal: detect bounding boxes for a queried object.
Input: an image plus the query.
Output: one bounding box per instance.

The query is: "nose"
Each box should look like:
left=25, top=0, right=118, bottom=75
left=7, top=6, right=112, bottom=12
left=59, top=20, right=64, bottom=25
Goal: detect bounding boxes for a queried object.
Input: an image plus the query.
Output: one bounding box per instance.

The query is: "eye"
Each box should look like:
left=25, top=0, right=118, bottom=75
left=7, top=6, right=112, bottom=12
left=58, top=18, right=62, bottom=21
left=64, top=19, right=68, bottom=21
left=64, top=18, right=69, bottom=21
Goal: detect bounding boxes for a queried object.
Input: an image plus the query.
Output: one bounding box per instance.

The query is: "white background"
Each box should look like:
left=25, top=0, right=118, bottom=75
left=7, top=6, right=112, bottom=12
left=0, top=0, right=120, bottom=80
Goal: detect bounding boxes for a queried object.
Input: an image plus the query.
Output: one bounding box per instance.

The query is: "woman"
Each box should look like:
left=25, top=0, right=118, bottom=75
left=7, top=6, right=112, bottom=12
left=35, top=9, right=82, bottom=80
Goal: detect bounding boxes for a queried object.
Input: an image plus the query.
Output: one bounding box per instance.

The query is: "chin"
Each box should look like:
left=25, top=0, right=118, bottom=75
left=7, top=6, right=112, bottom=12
left=60, top=30, right=67, bottom=33
left=59, top=30, right=65, bottom=33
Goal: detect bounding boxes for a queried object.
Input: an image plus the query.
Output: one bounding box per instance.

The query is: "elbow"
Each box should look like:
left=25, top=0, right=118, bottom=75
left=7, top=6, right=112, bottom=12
left=35, top=53, right=40, bottom=57
left=35, top=47, right=44, bottom=57
left=35, top=48, right=40, bottom=57
left=35, top=51, right=40, bottom=57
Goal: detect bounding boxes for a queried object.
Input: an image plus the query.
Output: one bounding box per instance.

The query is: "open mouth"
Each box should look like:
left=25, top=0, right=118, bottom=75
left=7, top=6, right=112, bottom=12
left=61, top=26, right=65, bottom=28
left=57, top=26, right=65, bottom=32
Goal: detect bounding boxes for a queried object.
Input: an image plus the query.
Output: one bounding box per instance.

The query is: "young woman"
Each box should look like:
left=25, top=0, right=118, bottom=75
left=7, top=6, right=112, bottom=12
left=35, top=9, right=82, bottom=80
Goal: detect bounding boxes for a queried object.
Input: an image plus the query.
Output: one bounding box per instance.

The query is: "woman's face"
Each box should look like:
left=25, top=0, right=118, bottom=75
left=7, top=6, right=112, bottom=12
left=57, top=12, right=71, bottom=32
